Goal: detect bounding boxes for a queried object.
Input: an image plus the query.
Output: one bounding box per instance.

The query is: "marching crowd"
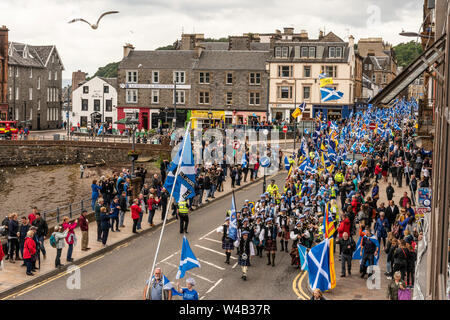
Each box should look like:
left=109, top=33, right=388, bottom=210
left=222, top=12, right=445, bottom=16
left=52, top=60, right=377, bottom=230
left=219, top=105, right=430, bottom=300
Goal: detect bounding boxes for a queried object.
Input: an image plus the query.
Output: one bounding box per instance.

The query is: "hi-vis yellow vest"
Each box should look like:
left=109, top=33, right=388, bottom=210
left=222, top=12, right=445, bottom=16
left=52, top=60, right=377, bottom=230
left=178, top=201, right=189, bottom=214
left=266, top=184, right=279, bottom=195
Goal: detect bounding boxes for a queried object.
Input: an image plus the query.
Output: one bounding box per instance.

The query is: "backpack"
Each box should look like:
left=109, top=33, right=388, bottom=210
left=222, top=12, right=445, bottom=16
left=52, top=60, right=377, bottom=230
left=49, top=234, right=57, bottom=248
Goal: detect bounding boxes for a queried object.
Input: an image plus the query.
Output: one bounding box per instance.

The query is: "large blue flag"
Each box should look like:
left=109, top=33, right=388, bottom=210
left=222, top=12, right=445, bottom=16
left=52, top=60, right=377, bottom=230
left=352, top=236, right=380, bottom=266
left=176, top=236, right=201, bottom=279
left=228, top=193, right=238, bottom=241
left=307, top=238, right=332, bottom=292
left=320, top=87, right=344, bottom=102
left=284, top=156, right=290, bottom=170
left=149, top=274, right=181, bottom=297
left=163, top=128, right=196, bottom=203
left=297, top=244, right=309, bottom=271
left=241, top=152, right=248, bottom=169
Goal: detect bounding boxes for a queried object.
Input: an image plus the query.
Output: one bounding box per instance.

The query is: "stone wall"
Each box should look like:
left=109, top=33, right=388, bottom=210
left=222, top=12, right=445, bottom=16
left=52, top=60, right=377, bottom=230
left=0, top=140, right=171, bottom=167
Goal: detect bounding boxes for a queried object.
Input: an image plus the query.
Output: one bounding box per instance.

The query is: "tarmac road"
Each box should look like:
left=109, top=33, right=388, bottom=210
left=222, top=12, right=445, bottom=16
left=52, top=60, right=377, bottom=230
left=8, top=170, right=307, bottom=300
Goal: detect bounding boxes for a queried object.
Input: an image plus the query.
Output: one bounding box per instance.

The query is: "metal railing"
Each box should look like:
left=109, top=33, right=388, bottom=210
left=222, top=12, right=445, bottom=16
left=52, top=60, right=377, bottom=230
left=41, top=195, right=92, bottom=226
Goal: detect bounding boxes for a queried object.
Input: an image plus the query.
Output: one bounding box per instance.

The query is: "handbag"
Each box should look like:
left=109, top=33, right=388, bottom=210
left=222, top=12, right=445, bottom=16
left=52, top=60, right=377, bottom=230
left=398, top=288, right=411, bottom=300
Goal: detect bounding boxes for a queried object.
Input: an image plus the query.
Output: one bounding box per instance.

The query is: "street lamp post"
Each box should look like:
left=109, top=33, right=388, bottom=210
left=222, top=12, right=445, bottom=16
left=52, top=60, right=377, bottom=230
left=66, top=86, right=71, bottom=139
left=173, top=80, right=177, bottom=129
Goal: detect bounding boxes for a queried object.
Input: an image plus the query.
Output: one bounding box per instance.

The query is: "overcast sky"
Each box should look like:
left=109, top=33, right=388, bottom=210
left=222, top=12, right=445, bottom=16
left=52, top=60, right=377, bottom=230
left=2, top=0, right=423, bottom=81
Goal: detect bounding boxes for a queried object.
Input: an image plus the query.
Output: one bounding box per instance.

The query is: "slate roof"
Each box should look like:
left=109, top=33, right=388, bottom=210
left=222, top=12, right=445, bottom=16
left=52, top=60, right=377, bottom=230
left=99, top=77, right=118, bottom=90
left=193, top=50, right=271, bottom=70
left=8, top=42, right=62, bottom=69
left=119, top=50, right=197, bottom=69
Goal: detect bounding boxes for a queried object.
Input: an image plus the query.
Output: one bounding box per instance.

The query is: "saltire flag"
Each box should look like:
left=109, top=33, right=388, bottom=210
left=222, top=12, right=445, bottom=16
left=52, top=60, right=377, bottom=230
left=327, top=145, right=337, bottom=164
left=97, top=124, right=104, bottom=136
left=292, top=102, right=306, bottom=119
left=306, top=238, right=336, bottom=292
left=163, top=126, right=196, bottom=202
left=343, top=159, right=354, bottom=166
left=350, top=141, right=358, bottom=152
left=360, top=144, right=368, bottom=154
left=320, top=87, right=344, bottom=102
left=176, top=236, right=201, bottom=279
left=298, top=158, right=310, bottom=172
left=300, top=139, right=308, bottom=157
left=352, top=236, right=380, bottom=266
left=297, top=244, right=309, bottom=271
left=228, top=192, right=238, bottom=241
left=241, top=152, right=248, bottom=169
left=323, top=202, right=336, bottom=238
left=284, top=156, right=291, bottom=170
left=299, top=102, right=307, bottom=113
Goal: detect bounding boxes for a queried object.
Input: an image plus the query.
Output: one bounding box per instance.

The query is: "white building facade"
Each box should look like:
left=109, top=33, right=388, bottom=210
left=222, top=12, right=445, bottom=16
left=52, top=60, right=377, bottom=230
left=72, top=76, right=118, bottom=129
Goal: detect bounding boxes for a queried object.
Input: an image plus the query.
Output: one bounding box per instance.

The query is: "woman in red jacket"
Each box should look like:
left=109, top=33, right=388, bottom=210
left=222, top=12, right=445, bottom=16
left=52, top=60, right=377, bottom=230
left=374, top=163, right=382, bottom=183
left=131, top=199, right=142, bottom=234
left=337, top=214, right=351, bottom=255
left=23, top=231, right=36, bottom=276
left=147, top=195, right=160, bottom=227
left=62, top=216, right=78, bottom=263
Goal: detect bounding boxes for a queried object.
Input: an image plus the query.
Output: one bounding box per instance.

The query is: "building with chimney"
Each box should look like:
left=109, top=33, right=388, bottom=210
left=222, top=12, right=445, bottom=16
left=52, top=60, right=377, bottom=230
left=7, top=39, right=64, bottom=129
left=117, top=35, right=270, bottom=130
left=0, top=26, right=9, bottom=120
left=358, top=38, right=398, bottom=90
left=267, top=29, right=363, bottom=121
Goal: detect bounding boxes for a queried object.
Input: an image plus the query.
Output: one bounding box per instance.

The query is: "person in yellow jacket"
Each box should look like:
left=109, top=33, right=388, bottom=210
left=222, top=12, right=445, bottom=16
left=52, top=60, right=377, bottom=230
left=266, top=180, right=279, bottom=197
left=334, top=170, right=344, bottom=184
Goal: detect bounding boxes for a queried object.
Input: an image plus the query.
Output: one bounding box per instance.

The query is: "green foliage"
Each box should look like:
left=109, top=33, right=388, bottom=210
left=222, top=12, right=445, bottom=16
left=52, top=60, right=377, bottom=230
left=394, top=41, right=423, bottom=68
left=156, top=44, right=175, bottom=50
left=87, top=62, right=119, bottom=80
left=203, top=37, right=228, bottom=42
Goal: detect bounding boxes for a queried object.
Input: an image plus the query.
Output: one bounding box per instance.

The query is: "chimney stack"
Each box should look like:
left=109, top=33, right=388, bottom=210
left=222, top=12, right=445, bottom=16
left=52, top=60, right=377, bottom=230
left=123, top=43, right=134, bottom=58
left=319, top=30, right=324, bottom=40
left=0, top=26, right=9, bottom=107
left=283, top=27, right=294, bottom=35
left=300, top=30, right=309, bottom=40
left=348, top=35, right=355, bottom=49
left=194, top=45, right=205, bottom=59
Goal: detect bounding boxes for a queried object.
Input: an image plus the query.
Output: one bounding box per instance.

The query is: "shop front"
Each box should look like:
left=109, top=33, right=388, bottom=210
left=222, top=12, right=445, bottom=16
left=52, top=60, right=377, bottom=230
left=117, top=107, right=152, bottom=131
left=190, top=110, right=225, bottom=129
left=234, top=111, right=267, bottom=126
left=0, top=103, right=8, bottom=121
left=312, top=105, right=351, bottom=120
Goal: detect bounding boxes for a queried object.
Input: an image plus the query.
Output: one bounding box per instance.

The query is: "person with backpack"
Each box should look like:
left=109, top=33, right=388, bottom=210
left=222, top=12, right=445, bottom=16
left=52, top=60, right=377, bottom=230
left=393, top=240, right=409, bottom=281
left=62, top=217, right=77, bottom=263
left=50, top=225, right=68, bottom=269
left=359, top=227, right=378, bottom=279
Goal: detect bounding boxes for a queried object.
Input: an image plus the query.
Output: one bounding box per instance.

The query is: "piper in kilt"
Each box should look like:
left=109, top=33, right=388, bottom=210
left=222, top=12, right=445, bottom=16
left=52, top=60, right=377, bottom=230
left=236, top=231, right=254, bottom=281
left=259, top=218, right=278, bottom=267
left=221, top=217, right=234, bottom=264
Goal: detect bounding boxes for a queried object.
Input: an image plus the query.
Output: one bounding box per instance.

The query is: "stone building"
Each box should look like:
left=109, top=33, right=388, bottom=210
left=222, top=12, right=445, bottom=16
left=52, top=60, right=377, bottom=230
left=0, top=26, right=9, bottom=120
left=358, top=38, right=398, bottom=90
left=117, top=35, right=270, bottom=130
left=7, top=40, right=64, bottom=130
left=267, top=29, right=363, bottom=121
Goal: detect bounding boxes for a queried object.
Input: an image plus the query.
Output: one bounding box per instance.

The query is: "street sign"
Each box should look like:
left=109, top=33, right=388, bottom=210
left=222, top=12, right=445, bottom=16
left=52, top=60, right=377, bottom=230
left=282, top=125, right=288, bottom=133
left=260, top=156, right=271, bottom=168
left=233, top=141, right=241, bottom=150
left=416, top=207, right=430, bottom=219
left=418, top=187, right=432, bottom=208
left=369, top=123, right=376, bottom=130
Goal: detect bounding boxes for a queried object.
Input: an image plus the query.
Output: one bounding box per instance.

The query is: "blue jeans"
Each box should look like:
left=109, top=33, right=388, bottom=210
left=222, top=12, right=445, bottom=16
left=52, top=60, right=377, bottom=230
left=91, top=195, right=98, bottom=211
left=210, top=185, right=216, bottom=197
left=119, top=210, right=126, bottom=227
left=198, top=189, right=203, bottom=204
left=67, top=243, right=73, bottom=261
left=137, top=212, right=143, bottom=229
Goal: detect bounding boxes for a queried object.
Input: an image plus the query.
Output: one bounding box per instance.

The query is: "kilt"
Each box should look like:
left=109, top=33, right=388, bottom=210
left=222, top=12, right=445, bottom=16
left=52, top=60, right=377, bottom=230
left=265, top=239, right=277, bottom=251
left=238, top=255, right=251, bottom=266
left=222, top=238, right=234, bottom=250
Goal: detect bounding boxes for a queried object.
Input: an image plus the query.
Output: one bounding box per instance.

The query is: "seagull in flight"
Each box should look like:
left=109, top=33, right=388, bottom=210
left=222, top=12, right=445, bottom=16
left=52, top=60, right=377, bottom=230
left=68, top=11, right=119, bottom=30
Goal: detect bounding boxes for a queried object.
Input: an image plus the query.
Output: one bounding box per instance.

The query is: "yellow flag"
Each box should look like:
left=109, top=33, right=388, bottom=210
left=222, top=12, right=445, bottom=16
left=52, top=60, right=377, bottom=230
left=320, top=77, right=334, bottom=87
left=292, top=107, right=302, bottom=119
left=329, top=238, right=336, bottom=290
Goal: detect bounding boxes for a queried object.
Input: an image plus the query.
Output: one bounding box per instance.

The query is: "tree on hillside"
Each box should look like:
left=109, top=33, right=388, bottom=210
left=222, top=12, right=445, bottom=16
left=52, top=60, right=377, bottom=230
left=394, top=41, right=423, bottom=68
left=87, top=61, right=119, bottom=80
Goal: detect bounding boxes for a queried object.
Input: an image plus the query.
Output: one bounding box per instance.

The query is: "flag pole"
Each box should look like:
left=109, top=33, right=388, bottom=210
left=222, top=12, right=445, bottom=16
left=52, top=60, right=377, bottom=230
left=145, top=122, right=191, bottom=299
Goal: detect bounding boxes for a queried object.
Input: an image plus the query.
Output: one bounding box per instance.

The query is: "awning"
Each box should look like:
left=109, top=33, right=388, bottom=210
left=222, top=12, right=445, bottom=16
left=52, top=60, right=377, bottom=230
left=370, top=34, right=446, bottom=105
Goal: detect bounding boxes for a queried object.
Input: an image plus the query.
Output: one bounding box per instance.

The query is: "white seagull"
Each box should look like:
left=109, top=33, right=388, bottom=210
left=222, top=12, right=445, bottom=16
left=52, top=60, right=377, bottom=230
left=68, top=11, right=119, bottom=30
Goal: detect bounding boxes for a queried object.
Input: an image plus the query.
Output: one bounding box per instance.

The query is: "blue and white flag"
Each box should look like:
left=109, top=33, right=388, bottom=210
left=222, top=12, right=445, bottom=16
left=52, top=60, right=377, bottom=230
left=150, top=274, right=181, bottom=297
left=284, top=156, right=290, bottom=171
left=352, top=235, right=380, bottom=266
left=228, top=193, right=238, bottom=241
left=176, top=236, right=201, bottom=279
left=350, top=141, right=358, bottom=152
left=320, top=87, right=344, bottom=102
left=241, top=152, right=248, bottom=169
left=163, top=126, right=196, bottom=203
left=97, top=124, right=104, bottom=136
left=307, top=238, right=331, bottom=292
left=297, top=244, right=309, bottom=271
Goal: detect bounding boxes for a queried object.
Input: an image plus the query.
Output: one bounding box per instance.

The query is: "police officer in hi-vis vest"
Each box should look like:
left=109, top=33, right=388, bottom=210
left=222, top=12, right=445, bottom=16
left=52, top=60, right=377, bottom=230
left=177, top=200, right=189, bottom=234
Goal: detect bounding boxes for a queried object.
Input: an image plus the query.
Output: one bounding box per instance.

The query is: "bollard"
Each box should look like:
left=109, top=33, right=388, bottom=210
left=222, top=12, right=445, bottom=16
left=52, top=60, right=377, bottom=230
left=56, top=207, right=60, bottom=223
left=69, top=204, right=72, bottom=218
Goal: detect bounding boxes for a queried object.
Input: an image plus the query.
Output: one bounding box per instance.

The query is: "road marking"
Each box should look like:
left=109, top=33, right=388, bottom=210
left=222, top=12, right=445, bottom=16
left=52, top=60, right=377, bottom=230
left=194, top=244, right=237, bottom=260
left=160, top=251, right=180, bottom=263
left=232, top=262, right=238, bottom=269
left=161, top=261, right=214, bottom=284
left=205, top=278, right=223, bottom=295
left=199, top=227, right=219, bottom=240
left=200, top=296, right=205, bottom=300
left=1, top=254, right=106, bottom=300
left=291, top=271, right=309, bottom=300
left=197, top=258, right=226, bottom=271
left=203, top=237, right=222, bottom=244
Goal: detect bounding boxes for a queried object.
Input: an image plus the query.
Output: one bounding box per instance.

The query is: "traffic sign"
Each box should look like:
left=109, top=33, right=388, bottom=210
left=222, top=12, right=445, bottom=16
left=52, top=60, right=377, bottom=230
left=260, top=156, right=271, bottom=168
left=282, top=125, right=288, bottom=133
left=233, top=141, right=241, bottom=150
left=369, top=123, right=376, bottom=130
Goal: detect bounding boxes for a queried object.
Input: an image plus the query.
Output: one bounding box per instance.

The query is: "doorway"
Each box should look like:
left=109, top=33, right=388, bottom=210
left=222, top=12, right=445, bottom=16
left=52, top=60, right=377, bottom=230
left=141, top=112, right=149, bottom=130
left=37, top=113, right=41, bottom=130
